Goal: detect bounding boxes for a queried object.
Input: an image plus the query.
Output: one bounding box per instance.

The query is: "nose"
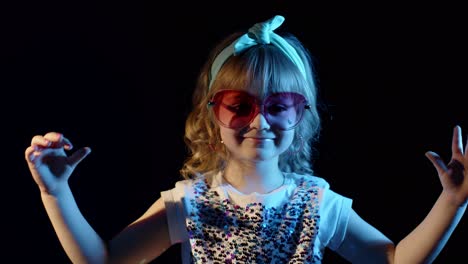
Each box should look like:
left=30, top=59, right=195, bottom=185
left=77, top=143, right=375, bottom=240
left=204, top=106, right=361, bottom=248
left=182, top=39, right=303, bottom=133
left=249, top=112, right=271, bottom=130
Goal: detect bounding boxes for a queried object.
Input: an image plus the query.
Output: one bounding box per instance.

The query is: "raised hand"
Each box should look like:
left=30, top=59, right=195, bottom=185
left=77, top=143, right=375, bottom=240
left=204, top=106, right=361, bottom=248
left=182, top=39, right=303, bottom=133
left=25, top=132, right=91, bottom=195
left=426, top=125, right=468, bottom=206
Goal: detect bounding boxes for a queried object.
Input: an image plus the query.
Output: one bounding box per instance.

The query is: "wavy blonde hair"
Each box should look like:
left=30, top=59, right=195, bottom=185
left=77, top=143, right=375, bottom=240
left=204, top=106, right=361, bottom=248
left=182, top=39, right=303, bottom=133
left=180, top=31, right=321, bottom=180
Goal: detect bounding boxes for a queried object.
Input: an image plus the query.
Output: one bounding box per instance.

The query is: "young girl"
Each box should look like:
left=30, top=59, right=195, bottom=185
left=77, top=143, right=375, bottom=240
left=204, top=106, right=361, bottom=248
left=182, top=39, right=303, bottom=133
left=25, top=15, right=467, bottom=263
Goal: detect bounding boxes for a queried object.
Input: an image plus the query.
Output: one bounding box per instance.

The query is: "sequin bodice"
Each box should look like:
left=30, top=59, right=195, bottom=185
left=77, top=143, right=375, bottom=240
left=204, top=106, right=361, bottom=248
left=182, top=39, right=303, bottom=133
left=186, top=177, right=322, bottom=263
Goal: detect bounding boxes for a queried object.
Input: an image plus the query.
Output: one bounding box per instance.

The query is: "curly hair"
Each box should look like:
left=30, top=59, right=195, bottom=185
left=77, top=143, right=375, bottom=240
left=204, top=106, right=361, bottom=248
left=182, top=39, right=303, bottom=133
left=180, top=31, right=321, bottom=180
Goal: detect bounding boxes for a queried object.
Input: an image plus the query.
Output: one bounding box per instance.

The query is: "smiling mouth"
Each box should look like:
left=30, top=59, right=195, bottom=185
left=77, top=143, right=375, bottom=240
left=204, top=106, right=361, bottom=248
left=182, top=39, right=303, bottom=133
left=245, top=137, right=275, bottom=141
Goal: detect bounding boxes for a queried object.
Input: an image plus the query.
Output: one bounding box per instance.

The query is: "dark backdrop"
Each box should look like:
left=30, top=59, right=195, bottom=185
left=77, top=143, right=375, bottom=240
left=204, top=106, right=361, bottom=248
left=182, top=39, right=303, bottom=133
left=2, top=1, right=466, bottom=263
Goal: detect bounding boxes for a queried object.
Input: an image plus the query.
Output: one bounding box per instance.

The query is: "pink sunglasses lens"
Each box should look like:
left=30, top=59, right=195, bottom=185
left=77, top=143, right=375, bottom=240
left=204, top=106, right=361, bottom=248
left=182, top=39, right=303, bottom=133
left=211, top=90, right=307, bottom=130
left=212, top=91, right=257, bottom=129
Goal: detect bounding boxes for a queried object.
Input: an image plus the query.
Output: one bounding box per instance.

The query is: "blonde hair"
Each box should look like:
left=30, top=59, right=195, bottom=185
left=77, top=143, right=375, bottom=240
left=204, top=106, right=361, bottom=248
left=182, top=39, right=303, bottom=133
left=180, top=31, right=321, bottom=180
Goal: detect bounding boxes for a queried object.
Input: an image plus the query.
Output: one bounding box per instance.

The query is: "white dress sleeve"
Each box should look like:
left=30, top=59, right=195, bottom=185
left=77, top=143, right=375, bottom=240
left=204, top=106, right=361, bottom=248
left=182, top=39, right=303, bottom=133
left=160, top=180, right=191, bottom=244
left=319, top=187, right=353, bottom=251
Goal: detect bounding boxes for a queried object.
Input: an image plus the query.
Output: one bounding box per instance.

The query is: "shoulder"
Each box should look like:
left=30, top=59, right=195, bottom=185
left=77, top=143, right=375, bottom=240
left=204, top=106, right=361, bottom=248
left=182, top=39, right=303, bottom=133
left=286, top=172, right=330, bottom=190
left=287, top=172, right=353, bottom=221
left=173, top=178, right=197, bottom=189
left=295, top=175, right=354, bottom=251
left=162, top=175, right=211, bottom=199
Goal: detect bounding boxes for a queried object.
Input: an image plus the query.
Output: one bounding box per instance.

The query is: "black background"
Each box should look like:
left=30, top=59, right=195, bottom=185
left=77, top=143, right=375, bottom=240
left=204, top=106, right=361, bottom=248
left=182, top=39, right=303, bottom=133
left=2, top=1, right=467, bottom=263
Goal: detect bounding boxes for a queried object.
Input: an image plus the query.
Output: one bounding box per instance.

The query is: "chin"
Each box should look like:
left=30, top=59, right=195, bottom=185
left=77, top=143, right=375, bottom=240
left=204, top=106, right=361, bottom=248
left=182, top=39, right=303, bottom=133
left=241, top=150, right=278, bottom=162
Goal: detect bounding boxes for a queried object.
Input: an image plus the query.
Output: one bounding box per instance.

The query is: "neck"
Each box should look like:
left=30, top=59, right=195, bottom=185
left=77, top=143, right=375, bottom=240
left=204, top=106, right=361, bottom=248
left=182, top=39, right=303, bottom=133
left=223, top=159, right=284, bottom=194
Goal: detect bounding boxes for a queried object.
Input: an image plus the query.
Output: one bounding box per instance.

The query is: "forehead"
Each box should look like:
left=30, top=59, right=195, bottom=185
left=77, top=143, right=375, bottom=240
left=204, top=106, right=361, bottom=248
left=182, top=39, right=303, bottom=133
left=217, top=87, right=272, bottom=101
left=226, top=85, right=298, bottom=100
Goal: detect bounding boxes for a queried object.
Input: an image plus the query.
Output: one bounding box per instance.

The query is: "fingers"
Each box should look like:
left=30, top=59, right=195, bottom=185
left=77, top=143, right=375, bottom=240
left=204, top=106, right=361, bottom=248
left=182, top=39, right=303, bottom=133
left=30, top=135, right=52, bottom=149
left=25, top=143, right=49, bottom=163
left=465, top=139, right=468, bottom=161
left=26, top=132, right=92, bottom=168
left=452, top=125, right=463, bottom=156
left=27, top=132, right=77, bottom=164
left=44, top=132, right=73, bottom=150
left=68, top=147, right=92, bottom=167
left=24, top=145, right=37, bottom=163
left=451, top=125, right=468, bottom=166
left=425, top=126, right=466, bottom=182
left=30, top=132, right=73, bottom=150
left=463, top=127, right=468, bottom=158
left=425, top=151, right=448, bottom=176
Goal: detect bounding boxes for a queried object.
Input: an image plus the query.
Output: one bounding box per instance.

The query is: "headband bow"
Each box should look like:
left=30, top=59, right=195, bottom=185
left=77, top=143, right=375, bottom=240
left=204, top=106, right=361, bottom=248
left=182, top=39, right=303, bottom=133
left=209, top=15, right=307, bottom=89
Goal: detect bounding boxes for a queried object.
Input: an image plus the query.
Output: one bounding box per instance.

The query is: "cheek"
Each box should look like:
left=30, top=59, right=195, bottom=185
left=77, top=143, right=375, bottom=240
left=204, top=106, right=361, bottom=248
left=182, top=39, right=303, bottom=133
left=278, top=131, right=295, bottom=149
left=219, top=127, right=240, bottom=145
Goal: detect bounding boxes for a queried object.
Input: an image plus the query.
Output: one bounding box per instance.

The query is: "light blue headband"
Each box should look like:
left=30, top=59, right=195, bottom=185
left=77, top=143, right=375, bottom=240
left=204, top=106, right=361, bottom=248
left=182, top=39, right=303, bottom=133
left=208, top=15, right=307, bottom=89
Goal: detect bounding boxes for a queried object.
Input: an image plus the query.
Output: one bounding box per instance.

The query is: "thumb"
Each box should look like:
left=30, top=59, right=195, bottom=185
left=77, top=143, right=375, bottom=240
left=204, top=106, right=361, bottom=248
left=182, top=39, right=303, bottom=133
left=68, top=147, right=92, bottom=167
left=425, top=151, right=448, bottom=176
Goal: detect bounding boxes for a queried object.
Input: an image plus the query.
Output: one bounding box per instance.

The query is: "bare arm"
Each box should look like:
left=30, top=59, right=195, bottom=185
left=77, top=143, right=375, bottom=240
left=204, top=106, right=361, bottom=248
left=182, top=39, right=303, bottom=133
left=107, top=197, right=172, bottom=264
left=394, top=125, right=468, bottom=262
left=26, top=132, right=107, bottom=263
left=41, top=186, right=108, bottom=263
left=336, top=126, right=468, bottom=263
left=394, top=191, right=466, bottom=263
left=337, top=195, right=466, bottom=264
left=41, top=188, right=172, bottom=264
left=27, top=132, right=173, bottom=263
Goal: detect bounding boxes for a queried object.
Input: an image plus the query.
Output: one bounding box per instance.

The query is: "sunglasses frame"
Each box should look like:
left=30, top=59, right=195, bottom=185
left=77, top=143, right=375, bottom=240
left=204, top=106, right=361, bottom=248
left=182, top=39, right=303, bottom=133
left=207, top=89, right=310, bottom=130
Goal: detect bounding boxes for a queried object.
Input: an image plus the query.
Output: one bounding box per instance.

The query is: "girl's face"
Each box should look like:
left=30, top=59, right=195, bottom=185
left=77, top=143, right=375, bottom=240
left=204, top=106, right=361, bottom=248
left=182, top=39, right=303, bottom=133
left=213, top=88, right=301, bottom=162
left=219, top=113, right=295, bottom=162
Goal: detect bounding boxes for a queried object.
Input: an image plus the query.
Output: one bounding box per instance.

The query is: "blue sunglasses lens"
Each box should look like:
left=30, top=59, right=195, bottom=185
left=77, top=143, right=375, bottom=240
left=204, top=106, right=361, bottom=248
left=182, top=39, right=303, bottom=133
left=209, top=90, right=308, bottom=130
